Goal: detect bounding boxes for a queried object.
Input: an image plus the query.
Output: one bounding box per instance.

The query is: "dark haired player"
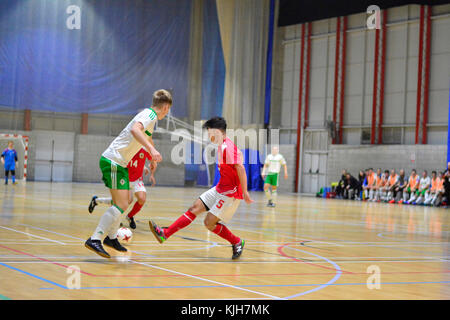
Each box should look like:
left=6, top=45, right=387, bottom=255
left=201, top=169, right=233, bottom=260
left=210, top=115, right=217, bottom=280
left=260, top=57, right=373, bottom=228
left=148, top=116, right=253, bottom=259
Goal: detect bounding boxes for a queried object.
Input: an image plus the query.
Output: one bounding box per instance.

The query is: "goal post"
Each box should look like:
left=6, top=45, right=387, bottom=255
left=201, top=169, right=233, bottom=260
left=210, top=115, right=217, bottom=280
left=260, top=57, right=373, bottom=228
left=0, top=133, right=29, bottom=182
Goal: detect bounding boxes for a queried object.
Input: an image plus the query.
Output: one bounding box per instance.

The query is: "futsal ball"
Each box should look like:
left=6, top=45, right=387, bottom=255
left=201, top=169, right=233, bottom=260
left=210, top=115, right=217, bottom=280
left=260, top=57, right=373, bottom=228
left=117, top=227, right=133, bottom=244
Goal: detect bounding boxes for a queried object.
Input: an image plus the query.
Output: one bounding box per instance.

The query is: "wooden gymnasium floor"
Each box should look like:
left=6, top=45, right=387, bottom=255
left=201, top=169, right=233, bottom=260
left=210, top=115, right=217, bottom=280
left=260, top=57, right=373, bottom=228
left=0, top=181, right=448, bottom=300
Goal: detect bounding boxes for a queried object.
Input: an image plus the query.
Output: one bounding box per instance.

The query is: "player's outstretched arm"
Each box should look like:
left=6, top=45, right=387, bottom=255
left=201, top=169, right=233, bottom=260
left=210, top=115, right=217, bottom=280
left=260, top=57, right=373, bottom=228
left=131, top=122, right=162, bottom=162
left=235, top=163, right=253, bottom=204
left=283, top=164, right=288, bottom=179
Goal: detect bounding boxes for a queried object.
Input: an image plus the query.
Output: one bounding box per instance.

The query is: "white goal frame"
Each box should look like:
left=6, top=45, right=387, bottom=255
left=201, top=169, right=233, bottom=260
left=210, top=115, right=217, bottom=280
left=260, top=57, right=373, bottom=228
left=0, top=133, right=29, bottom=182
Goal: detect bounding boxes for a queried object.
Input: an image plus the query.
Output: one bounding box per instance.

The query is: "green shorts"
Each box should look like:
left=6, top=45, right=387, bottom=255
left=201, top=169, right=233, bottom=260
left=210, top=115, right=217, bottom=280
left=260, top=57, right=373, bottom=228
left=264, top=173, right=279, bottom=187
left=99, top=156, right=130, bottom=190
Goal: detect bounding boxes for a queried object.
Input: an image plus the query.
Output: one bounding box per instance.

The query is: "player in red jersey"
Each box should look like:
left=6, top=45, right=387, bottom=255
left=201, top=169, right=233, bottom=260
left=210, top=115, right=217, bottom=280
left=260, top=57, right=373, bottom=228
left=89, top=147, right=156, bottom=229
left=148, top=116, right=253, bottom=259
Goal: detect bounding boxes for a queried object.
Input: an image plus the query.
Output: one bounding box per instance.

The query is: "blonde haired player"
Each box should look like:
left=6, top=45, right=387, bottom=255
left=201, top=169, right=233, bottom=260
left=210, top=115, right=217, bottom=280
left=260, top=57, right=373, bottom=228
left=84, top=89, right=172, bottom=259
left=262, top=146, right=288, bottom=207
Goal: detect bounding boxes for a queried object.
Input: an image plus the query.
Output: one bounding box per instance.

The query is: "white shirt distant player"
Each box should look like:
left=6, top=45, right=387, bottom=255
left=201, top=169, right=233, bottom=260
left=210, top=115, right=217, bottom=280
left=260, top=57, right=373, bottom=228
left=102, top=108, right=157, bottom=167
left=265, top=154, right=286, bottom=174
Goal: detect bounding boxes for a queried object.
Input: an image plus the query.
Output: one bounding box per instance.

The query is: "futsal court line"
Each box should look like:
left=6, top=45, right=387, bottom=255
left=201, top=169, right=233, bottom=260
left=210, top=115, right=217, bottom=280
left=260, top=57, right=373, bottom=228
left=130, top=260, right=285, bottom=300
left=37, top=280, right=450, bottom=291
left=0, top=226, right=66, bottom=245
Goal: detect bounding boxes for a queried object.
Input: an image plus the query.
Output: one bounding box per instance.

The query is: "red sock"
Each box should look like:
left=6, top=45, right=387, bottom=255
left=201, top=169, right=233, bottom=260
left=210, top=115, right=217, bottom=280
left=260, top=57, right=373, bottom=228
left=212, top=223, right=240, bottom=245
left=164, top=211, right=196, bottom=238
left=127, top=202, right=143, bottom=218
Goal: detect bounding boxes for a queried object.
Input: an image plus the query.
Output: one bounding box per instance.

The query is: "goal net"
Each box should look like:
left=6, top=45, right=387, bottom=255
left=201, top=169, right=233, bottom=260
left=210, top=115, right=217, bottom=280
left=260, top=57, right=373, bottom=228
left=0, top=133, right=29, bottom=182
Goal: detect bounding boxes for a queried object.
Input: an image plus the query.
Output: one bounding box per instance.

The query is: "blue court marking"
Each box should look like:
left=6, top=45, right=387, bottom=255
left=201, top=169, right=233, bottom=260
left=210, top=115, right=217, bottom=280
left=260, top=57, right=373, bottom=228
left=38, top=280, right=450, bottom=290
left=0, top=262, right=67, bottom=289
left=0, top=293, right=11, bottom=300
left=281, top=245, right=342, bottom=299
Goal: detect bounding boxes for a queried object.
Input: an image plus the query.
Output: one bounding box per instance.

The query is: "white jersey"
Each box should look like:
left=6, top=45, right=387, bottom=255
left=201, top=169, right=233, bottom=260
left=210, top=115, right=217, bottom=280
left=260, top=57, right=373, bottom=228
left=265, top=153, right=286, bottom=174
left=419, top=176, right=431, bottom=189
left=102, top=108, right=157, bottom=167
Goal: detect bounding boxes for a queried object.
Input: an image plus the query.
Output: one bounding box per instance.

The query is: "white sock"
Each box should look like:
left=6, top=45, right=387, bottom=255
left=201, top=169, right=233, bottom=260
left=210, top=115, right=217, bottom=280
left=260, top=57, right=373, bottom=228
left=272, top=191, right=278, bottom=204
left=107, top=214, right=124, bottom=239
left=265, top=189, right=272, bottom=201
left=91, top=205, right=123, bottom=240
left=97, top=197, right=113, bottom=205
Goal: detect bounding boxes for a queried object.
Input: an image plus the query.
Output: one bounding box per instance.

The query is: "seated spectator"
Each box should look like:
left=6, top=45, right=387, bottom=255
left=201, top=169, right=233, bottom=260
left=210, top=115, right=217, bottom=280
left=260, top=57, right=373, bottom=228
left=443, top=162, right=450, bottom=205
left=335, top=169, right=347, bottom=199
left=391, top=169, right=407, bottom=203
left=379, top=170, right=390, bottom=201
left=364, top=168, right=377, bottom=201
left=414, top=170, right=431, bottom=205
left=371, top=168, right=386, bottom=202
left=424, top=171, right=439, bottom=206
left=433, top=171, right=446, bottom=206
left=385, top=169, right=398, bottom=202
left=345, top=173, right=359, bottom=200
left=356, top=170, right=365, bottom=200
left=402, top=169, right=419, bottom=204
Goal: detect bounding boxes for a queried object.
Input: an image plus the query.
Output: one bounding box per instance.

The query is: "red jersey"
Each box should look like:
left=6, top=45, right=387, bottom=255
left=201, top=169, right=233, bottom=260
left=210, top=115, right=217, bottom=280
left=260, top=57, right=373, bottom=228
left=127, top=148, right=152, bottom=182
left=215, top=137, right=243, bottom=199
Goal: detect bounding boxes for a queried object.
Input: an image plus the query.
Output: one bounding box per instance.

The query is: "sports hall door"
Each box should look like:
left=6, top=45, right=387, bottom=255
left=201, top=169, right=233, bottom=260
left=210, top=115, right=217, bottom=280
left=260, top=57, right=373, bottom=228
left=299, top=129, right=329, bottom=194
left=34, top=131, right=75, bottom=182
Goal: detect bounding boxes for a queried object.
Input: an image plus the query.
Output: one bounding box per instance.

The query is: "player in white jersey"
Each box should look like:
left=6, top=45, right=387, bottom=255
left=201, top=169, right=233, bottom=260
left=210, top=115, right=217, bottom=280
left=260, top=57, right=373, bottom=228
left=84, top=89, right=172, bottom=259
left=261, top=146, right=288, bottom=207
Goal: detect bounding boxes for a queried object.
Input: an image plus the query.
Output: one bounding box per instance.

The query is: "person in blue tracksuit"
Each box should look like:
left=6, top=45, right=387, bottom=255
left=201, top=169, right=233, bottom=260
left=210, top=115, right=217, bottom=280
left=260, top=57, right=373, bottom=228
left=1, top=141, right=18, bottom=185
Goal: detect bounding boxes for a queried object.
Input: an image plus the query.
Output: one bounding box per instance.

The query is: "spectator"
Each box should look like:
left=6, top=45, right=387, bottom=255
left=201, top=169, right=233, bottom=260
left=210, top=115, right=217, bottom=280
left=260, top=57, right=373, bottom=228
left=385, top=169, right=398, bottom=202
left=356, top=170, right=365, bottom=200
left=335, top=169, right=347, bottom=199
left=345, top=173, right=360, bottom=200
left=414, top=170, right=431, bottom=205
left=391, top=169, right=407, bottom=204
left=372, top=169, right=387, bottom=202
left=443, top=162, right=450, bottom=205
left=403, top=169, right=419, bottom=204
left=364, top=168, right=377, bottom=201
left=434, top=171, right=446, bottom=206
left=424, top=171, right=439, bottom=206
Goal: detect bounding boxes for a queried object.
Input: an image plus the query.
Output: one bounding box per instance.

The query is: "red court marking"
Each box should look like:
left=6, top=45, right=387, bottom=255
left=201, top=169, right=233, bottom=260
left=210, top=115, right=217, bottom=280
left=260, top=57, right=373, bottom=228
left=0, top=244, right=95, bottom=276
left=278, top=242, right=354, bottom=274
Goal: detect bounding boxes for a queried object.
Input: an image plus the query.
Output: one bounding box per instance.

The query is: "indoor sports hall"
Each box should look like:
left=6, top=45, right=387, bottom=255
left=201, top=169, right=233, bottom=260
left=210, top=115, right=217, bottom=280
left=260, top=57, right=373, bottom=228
left=0, top=0, right=449, bottom=301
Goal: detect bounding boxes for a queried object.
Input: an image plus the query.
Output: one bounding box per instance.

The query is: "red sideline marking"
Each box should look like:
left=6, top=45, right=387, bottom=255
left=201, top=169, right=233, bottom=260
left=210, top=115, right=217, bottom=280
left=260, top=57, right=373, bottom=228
left=0, top=244, right=94, bottom=276
left=278, top=242, right=354, bottom=274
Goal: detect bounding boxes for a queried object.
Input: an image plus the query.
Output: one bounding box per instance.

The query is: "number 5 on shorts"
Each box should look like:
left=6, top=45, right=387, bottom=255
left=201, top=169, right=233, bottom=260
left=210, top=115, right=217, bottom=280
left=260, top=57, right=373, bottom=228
left=216, top=199, right=225, bottom=209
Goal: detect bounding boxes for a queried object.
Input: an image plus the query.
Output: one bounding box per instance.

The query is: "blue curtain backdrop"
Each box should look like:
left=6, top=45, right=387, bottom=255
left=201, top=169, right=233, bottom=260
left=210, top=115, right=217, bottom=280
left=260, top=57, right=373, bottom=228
left=0, top=0, right=200, bottom=117
left=201, top=0, right=226, bottom=120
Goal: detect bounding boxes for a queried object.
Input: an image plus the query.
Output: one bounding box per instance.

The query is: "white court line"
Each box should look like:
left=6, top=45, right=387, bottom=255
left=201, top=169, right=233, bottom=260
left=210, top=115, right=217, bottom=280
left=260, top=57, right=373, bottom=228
left=0, top=225, right=66, bottom=245
left=130, top=260, right=285, bottom=300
